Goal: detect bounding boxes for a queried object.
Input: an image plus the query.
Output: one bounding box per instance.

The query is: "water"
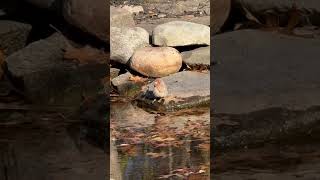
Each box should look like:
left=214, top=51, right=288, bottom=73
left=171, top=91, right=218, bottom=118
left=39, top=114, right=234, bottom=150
left=0, top=111, right=107, bottom=180
left=111, top=100, right=210, bottom=180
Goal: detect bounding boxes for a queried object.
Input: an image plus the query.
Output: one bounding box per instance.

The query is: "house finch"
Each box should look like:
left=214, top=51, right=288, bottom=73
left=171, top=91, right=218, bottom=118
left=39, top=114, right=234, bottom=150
left=153, top=78, right=168, bottom=98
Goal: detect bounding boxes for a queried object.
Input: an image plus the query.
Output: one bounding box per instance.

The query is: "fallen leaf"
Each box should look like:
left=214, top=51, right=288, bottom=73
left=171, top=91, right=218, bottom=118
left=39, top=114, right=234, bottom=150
left=64, top=45, right=108, bottom=65
left=129, top=75, right=147, bottom=83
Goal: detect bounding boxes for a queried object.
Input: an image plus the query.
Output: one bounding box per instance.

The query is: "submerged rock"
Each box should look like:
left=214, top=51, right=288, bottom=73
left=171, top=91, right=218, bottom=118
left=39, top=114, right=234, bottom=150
left=152, top=21, right=210, bottom=46
left=136, top=71, right=210, bottom=111
left=0, top=20, right=32, bottom=55
left=130, top=47, right=182, bottom=77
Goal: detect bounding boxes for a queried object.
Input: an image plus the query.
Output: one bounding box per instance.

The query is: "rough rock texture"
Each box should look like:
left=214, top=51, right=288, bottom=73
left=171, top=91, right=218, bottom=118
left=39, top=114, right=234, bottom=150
left=5, top=33, right=107, bottom=106
left=213, top=29, right=320, bottom=150
left=211, top=0, right=231, bottom=34
left=110, top=6, right=136, bottom=28
left=152, top=21, right=210, bottom=46
left=136, top=16, right=210, bottom=34
left=181, top=46, right=210, bottom=67
left=110, top=26, right=149, bottom=64
left=235, top=0, right=320, bottom=26
left=0, top=21, right=32, bottom=56
left=213, top=29, right=320, bottom=114
left=130, top=47, right=182, bottom=77
left=110, top=68, right=120, bottom=79
left=137, top=71, right=210, bottom=111
left=63, top=0, right=109, bottom=42
left=111, top=72, right=143, bottom=97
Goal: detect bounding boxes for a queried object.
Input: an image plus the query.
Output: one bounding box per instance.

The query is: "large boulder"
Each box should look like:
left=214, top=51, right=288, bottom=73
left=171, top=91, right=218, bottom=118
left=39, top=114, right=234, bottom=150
left=110, top=26, right=149, bottom=64
left=152, top=21, right=210, bottom=46
left=5, top=33, right=107, bottom=106
left=130, top=47, right=182, bottom=77
left=235, top=0, right=320, bottom=26
left=213, top=29, right=320, bottom=150
left=211, top=0, right=231, bottom=34
left=0, top=21, right=32, bottom=56
left=63, top=0, right=109, bottom=42
left=110, top=6, right=136, bottom=28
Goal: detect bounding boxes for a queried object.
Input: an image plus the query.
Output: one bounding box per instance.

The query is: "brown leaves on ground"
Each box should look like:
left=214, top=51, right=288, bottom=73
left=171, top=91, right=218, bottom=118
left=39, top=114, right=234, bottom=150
left=63, top=45, right=108, bottom=65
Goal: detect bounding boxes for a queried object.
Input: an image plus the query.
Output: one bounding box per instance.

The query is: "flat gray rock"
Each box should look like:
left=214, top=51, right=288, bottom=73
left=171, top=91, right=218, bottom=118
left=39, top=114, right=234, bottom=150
left=181, top=46, right=210, bottom=67
left=0, top=20, right=32, bottom=55
left=137, top=71, right=210, bottom=111
left=213, top=30, right=320, bottom=114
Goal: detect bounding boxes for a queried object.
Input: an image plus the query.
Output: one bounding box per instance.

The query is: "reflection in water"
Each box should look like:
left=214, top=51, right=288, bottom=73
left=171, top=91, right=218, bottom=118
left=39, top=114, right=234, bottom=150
left=111, top=101, right=210, bottom=179
left=0, top=112, right=107, bottom=180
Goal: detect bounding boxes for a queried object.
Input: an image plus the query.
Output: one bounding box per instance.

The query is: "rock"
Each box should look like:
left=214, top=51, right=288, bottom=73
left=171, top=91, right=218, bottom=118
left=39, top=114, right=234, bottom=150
left=235, top=0, right=320, bottom=26
left=110, top=68, right=120, bottom=79
left=111, top=102, right=156, bottom=128
left=111, top=72, right=142, bottom=97
left=130, top=47, right=182, bottom=77
left=181, top=46, right=210, bottom=67
left=110, top=6, right=136, bottom=28
left=213, top=29, right=320, bottom=150
left=136, top=71, right=210, bottom=111
left=24, top=0, right=56, bottom=9
left=120, top=5, right=144, bottom=15
left=213, top=29, right=320, bottom=114
left=152, top=21, right=210, bottom=46
left=136, top=16, right=210, bottom=34
left=5, top=33, right=107, bottom=106
left=0, top=21, right=32, bottom=56
left=110, top=26, right=149, bottom=64
left=211, top=0, right=231, bottom=34
left=63, top=0, right=108, bottom=42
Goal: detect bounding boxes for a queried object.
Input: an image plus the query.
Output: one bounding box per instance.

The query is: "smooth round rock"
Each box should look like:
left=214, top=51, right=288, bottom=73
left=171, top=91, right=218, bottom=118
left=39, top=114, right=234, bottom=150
left=130, top=47, right=182, bottom=77
left=152, top=21, right=210, bottom=46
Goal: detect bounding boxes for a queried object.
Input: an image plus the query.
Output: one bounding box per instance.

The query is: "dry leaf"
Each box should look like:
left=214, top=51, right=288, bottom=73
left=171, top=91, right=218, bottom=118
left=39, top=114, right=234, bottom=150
left=64, top=45, right=108, bottom=65
left=129, top=75, right=147, bottom=83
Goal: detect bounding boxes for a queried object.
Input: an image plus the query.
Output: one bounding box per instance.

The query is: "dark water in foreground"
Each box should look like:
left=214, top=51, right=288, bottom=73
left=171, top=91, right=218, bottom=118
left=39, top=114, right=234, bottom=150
left=111, top=101, right=210, bottom=180
left=0, top=112, right=107, bottom=180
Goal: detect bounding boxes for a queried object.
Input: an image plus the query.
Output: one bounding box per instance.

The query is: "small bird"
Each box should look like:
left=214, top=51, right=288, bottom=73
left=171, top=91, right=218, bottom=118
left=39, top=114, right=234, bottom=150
left=153, top=78, right=168, bottom=99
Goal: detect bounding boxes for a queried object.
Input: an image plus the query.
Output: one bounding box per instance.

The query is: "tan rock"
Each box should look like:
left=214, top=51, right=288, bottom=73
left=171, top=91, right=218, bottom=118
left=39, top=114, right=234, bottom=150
left=130, top=47, right=182, bottom=77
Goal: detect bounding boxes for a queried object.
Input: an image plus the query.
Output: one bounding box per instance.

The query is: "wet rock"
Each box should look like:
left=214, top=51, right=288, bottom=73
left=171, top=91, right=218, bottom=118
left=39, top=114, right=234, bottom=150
left=0, top=20, right=32, bottom=56
left=137, top=71, right=210, bottom=111
left=181, top=46, right=210, bottom=67
left=136, top=16, right=210, bottom=34
left=110, top=68, right=120, bottom=79
left=213, top=29, right=320, bottom=151
left=111, top=72, right=142, bottom=97
left=111, top=102, right=155, bottom=128
left=63, top=0, right=109, bottom=42
left=5, top=33, right=107, bottom=106
left=211, top=0, right=231, bottom=34
left=130, top=47, right=182, bottom=77
left=110, top=26, right=149, bottom=64
left=152, top=21, right=210, bottom=46
left=110, top=6, right=136, bottom=28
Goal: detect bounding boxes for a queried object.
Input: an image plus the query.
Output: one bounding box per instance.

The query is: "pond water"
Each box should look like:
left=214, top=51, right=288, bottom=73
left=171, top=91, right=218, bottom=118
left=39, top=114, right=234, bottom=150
left=0, top=111, right=107, bottom=180
left=110, top=100, right=210, bottom=180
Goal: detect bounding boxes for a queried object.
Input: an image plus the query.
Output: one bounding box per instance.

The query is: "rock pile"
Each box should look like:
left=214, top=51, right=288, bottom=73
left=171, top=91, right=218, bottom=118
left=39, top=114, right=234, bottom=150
left=110, top=5, right=211, bottom=111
